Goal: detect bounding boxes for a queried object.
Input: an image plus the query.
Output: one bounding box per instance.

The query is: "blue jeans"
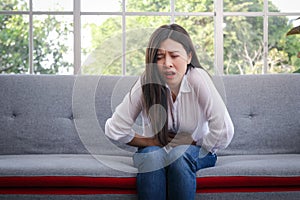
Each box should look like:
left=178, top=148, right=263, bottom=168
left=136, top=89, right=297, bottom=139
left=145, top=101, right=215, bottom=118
left=133, top=145, right=217, bottom=200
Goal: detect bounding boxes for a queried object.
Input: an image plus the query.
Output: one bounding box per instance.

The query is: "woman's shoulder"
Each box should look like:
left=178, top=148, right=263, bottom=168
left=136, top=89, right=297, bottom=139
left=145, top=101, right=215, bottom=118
left=187, top=67, right=211, bottom=85
left=186, top=67, right=217, bottom=99
left=129, top=76, right=143, bottom=96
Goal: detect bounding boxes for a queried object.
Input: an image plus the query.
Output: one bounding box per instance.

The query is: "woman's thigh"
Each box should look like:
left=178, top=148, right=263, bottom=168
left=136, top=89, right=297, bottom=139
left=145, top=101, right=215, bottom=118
left=133, top=146, right=167, bottom=173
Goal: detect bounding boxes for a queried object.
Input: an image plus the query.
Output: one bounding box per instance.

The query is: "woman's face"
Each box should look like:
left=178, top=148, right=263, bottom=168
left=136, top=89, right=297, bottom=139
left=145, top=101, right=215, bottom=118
left=156, top=38, right=192, bottom=92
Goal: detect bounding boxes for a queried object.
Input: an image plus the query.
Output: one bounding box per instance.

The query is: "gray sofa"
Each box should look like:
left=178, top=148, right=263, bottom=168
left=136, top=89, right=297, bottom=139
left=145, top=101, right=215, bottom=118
left=0, top=74, right=299, bottom=200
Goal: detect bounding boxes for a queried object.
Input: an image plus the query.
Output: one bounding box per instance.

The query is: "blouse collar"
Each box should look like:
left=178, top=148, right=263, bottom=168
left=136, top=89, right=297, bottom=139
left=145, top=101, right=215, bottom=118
left=165, top=73, right=191, bottom=95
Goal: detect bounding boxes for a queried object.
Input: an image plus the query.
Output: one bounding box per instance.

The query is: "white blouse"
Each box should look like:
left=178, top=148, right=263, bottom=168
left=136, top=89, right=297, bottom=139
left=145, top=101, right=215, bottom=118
left=105, top=68, right=234, bottom=153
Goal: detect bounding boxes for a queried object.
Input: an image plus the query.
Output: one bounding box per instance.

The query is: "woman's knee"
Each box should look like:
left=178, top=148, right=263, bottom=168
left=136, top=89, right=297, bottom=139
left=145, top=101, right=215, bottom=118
left=167, top=145, right=199, bottom=173
left=167, top=145, right=199, bottom=164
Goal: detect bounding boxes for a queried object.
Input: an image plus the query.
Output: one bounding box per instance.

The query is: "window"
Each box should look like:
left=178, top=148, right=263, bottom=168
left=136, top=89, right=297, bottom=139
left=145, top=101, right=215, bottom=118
left=0, top=0, right=299, bottom=75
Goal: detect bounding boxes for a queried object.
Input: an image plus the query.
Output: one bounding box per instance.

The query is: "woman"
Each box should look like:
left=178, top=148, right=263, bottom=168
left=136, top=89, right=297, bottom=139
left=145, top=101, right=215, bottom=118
left=105, top=24, right=234, bottom=200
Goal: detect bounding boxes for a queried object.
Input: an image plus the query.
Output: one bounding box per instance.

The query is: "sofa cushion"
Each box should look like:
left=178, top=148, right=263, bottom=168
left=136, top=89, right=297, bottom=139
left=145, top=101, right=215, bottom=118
left=0, top=154, right=136, bottom=177
left=198, top=154, right=300, bottom=177
left=0, top=75, right=138, bottom=156
left=216, top=74, right=300, bottom=155
left=0, top=75, right=88, bottom=155
left=0, top=154, right=299, bottom=177
left=0, top=74, right=300, bottom=156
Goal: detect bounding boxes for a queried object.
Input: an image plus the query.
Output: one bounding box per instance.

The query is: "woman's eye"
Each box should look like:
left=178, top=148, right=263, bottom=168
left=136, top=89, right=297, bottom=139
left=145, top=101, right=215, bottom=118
left=157, top=55, right=164, bottom=60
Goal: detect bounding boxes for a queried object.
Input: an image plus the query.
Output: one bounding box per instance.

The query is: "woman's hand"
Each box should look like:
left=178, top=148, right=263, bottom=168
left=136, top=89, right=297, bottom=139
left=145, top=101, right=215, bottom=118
left=167, top=132, right=196, bottom=147
left=127, top=133, right=162, bottom=147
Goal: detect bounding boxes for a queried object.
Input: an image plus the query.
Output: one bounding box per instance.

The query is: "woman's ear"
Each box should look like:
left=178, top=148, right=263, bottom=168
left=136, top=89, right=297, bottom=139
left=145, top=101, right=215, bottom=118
left=187, top=52, right=192, bottom=64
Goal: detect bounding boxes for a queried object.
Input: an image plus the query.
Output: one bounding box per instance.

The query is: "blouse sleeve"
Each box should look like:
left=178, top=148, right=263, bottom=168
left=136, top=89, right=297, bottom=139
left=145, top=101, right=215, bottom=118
left=191, top=68, right=234, bottom=153
left=105, top=78, right=143, bottom=144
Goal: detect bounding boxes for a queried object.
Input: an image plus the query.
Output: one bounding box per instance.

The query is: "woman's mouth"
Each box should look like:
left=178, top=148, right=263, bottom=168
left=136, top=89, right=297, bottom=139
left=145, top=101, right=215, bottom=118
left=164, top=71, right=176, bottom=79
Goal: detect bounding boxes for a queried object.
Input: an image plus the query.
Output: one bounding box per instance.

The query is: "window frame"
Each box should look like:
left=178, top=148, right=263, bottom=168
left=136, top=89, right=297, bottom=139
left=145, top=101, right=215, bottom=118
left=0, top=0, right=299, bottom=75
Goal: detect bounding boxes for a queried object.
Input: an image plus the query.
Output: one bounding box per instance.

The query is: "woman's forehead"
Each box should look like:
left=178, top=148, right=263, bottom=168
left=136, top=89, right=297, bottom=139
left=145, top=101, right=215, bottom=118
left=158, top=39, right=186, bottom=53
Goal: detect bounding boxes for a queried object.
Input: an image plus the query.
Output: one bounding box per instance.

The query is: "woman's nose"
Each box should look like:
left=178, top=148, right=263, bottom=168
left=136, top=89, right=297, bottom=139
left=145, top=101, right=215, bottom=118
left=164, top=55, right=173, bottom=68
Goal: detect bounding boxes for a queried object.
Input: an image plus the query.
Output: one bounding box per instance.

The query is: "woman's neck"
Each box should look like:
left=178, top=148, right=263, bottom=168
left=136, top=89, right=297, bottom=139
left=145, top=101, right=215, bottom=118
left=168, top=85, right=180, bottom=102
left=169, top=82, right=181, bottom=95
left=171, top=91, right=177, bottom=102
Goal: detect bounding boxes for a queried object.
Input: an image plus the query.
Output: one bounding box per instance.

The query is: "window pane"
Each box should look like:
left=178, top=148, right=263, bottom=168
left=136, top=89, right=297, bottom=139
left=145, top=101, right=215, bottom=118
left=126, top=0, right=170, bottom=12
left=223, top=16, right=263, bottom=74
left=175, top=16, right=215, bottom=74
left=268, top=16, right=300, bottom=73
left=81, top=0, right=122, bottom=12
left=224, top=0, right=263, bottom=12
left=0, top=0, right=28, bottom=11
left=0, top=14, right=29, bottom=74
left=81, top=16, right=122, bottom=75
left=125, top=16, right=170, bottom=76
left=269, top=0, right=300, bottom=12
left=175, top=0, right=214, bottom=12
left=33, top=15, right=73, bottom=74
left=33, top=0, right=73, bottom=11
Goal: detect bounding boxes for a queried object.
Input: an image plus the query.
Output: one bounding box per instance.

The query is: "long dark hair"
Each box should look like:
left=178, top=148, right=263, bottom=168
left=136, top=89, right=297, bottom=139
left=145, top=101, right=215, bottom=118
left=141, top=24, right=203, bottom=146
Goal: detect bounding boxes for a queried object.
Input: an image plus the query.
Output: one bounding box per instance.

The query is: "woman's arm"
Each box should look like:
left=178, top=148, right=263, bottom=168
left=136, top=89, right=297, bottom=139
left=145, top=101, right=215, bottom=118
left=127, top=133, right=162, bottom=147
left=191, top=68, right=234, bottom=153
left=105, top=79, right=144, bottom=144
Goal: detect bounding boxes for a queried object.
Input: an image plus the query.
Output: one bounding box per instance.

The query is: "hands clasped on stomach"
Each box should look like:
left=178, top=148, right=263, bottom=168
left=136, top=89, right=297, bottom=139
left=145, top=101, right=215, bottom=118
left=167, top=131, right=196, bottom=147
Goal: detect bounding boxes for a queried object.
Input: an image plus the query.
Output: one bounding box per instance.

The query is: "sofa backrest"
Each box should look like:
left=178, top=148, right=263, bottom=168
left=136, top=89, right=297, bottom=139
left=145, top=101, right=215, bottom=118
left=0, top=75, right=85, bottom=155
left=0, top=75, right=138, bottom=156
left=216, top=74, right=300, bottom=155
left=0, top=74, right=299, bottom=156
